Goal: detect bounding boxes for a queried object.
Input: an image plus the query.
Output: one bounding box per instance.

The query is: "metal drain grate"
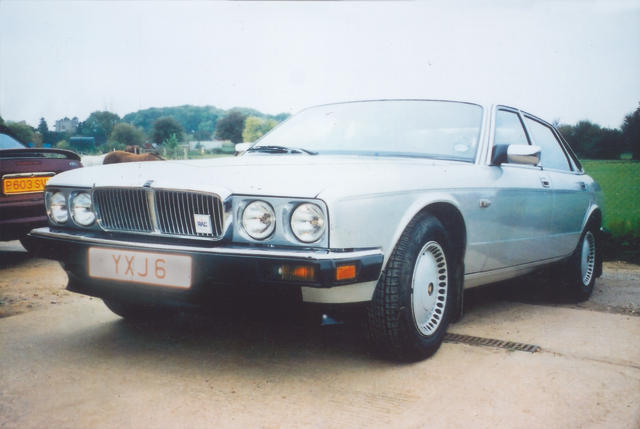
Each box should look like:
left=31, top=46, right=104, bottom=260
left=444, top=333, right=541, bottom=353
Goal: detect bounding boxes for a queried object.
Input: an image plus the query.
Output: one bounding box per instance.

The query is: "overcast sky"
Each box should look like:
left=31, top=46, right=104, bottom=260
left=1, top=0, right=638, bottom=128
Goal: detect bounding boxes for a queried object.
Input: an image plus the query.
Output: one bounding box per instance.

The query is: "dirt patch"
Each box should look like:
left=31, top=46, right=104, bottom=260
left=581, top=261, right=640, bottom=316
left=0, top=240, right=75, bottom=318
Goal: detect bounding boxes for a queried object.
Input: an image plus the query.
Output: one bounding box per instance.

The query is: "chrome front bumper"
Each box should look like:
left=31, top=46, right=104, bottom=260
left=28, top=227, right=383, bottom=304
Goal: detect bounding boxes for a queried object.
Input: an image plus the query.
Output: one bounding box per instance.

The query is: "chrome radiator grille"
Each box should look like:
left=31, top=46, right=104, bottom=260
left=93, top=188, right=223, bottom=239
left=93, top=188, right=153, bottom=233
left=155, top=190, right=223, bottom=237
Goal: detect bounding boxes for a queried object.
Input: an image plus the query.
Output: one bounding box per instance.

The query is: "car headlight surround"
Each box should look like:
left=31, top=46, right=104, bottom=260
left=70, top=192, right=95, bottom=226
left=47, top=191, right=69, bottom=224
left=290, top=203, right=326, bottom=243
left=241, top=200, right=276, bottom=240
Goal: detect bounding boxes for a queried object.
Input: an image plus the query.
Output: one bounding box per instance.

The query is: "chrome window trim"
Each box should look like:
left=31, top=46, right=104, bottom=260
left=552, top=124, right=584, bottom=173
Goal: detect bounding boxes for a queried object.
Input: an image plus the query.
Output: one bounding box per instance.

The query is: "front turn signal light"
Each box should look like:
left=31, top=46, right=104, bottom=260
left=336, top=264, right=356, bottom=281
left=272, top=264, right=317, bottom=282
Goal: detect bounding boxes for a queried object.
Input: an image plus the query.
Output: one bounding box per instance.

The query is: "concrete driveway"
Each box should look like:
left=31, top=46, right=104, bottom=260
left=1, top=241, right=639, bottom=428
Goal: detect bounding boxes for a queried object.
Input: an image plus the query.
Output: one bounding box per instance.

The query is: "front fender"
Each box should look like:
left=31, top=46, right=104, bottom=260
left=324, top=191, right=464, bottom=271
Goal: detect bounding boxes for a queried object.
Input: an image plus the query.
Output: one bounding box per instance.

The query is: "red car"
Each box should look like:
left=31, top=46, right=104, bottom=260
left=0, top=128, right=82, bottom=249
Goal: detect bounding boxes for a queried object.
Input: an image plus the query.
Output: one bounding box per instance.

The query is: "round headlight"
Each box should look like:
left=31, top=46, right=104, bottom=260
left=241, top=200, right=276, bottom=240
left=71, top=192, right=95, bottom=226
left=290, top=203, right=326, bottom=243
left=48, top=192, right=68, bottom=224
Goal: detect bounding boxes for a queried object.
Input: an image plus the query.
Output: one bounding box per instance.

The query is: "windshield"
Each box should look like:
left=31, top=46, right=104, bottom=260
left=0, top=133, right=26, bottom=149
left=253, top=100, right=483, bottom=161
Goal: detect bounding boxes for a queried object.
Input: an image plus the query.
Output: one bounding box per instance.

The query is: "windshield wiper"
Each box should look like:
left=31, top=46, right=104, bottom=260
left=247, top=145, right=317, bottom=155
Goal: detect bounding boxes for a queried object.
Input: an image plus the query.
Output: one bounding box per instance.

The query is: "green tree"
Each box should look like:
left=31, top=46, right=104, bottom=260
left=621, top=103, right=640, bottom=161
left=56, top=140, right=71, bottom=150
left=109, top=123, right=145, bottom=147
left=37, top=117, right=49, bottom=135
left=37, top=117, right=51, bottom=144
left=163, top=133, right=180, bottom=149
left=215, top=111, right=247, bottom=143
left=80, top=111, right=120, bottom=145
left=151, top=117, right=184, bottom=144
left=122, top=105, right=223, bottom=134
left=559, top=121, right=624, bottom=160
left=194, top=120, right=215, bottom=141
left=6, top=121, right=37, bottom=145
left=242, top=116, right=278, bottom=142
left=0, top=115, right=5, bottom=127
left=595, top=128, right=625, bottom=159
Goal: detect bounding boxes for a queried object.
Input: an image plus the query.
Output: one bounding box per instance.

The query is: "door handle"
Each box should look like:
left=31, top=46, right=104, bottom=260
left=577, top=181, right=586, bottom=190
left=540, top=177, right=551, bottom=188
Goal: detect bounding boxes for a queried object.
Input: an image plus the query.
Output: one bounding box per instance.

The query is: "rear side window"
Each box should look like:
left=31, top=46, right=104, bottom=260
left=524, top=117, right=571, bottom=171
left=494, top=110, right=529, bottom=146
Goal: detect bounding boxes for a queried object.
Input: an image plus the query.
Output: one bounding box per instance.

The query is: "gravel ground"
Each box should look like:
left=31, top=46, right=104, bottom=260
left=1, top=240, right=639, bottom=428
left=0, top=241, right=74, bottom=318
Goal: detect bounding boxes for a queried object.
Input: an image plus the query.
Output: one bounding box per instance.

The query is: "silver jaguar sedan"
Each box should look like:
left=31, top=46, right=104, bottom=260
left=28, top=99, right=603, bottom=361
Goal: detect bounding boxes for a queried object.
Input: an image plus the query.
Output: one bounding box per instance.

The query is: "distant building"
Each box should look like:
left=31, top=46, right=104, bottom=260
left=69, top=136, right=95, bottom=152
left=55, top=117, right=79, bottom=133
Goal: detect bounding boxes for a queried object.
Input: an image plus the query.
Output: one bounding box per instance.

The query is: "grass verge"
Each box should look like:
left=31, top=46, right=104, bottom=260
left=582, top=160, right=640, bottom=262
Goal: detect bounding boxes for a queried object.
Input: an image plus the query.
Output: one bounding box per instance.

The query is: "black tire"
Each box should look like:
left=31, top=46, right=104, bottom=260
left=565, top=223, right=599, bottom=302
left=367, top=213, right=455, bottom=361
left=103, top=298, right=175, bottom=321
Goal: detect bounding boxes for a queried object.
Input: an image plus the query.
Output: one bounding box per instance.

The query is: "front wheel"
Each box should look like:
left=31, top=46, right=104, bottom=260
left=367, top=213, right=455, bottom=361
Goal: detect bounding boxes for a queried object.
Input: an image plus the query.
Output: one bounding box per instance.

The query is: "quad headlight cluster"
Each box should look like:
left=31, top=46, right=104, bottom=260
left=239, top=200, right=327, bottom=244
left=46, top=191, right=96, bottom=227
left=45, top=189, right=327, bottom=246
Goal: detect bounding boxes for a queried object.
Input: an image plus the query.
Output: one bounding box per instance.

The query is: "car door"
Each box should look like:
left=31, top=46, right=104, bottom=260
left=471, top=107, right=555, bottom=271
left=522, top=114, right=589, bottom=258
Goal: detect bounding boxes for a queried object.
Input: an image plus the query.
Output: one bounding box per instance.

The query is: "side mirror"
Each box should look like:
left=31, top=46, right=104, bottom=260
left=492, top=144, right=540, bottom=166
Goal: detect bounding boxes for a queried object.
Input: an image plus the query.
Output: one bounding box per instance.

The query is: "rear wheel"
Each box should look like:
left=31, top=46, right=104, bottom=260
left=565, top=224, right=598, bottom=301
left=367, top=213, right=455, bottom=361
left=103, top=298, right=175, bottom=321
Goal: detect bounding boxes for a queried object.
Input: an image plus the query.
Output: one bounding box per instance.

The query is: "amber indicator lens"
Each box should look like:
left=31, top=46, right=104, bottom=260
left=335, top=264, right=357, bottom=281
left=274, top=264, right=316, bottom=281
